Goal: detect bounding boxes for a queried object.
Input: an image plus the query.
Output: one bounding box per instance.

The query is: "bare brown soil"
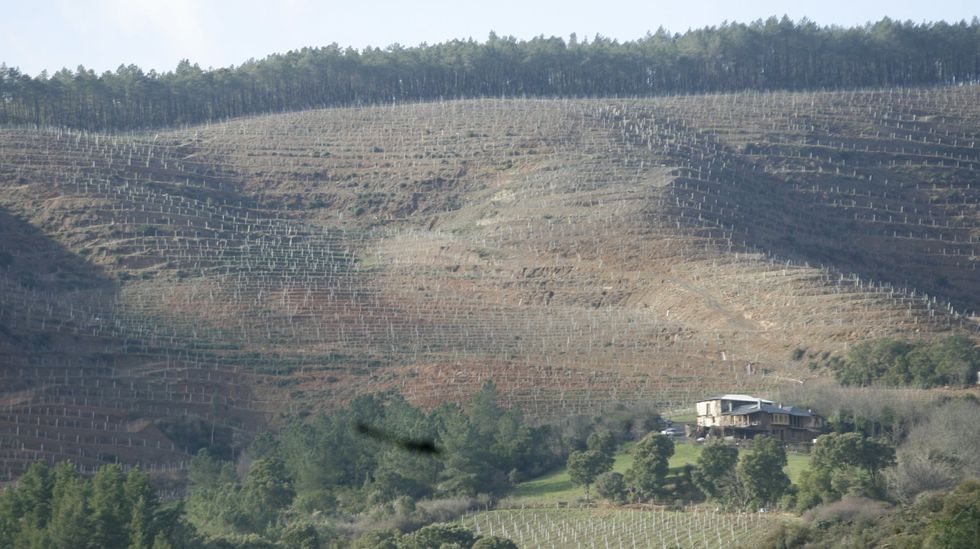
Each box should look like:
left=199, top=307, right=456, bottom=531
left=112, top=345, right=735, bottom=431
left=1, top=87, right=977, bottom=479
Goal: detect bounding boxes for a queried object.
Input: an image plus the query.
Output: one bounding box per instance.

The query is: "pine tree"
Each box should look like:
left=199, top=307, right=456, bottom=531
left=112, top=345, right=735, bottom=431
left=90, top=464, right=127, bottom=548
left=46, top=463, right=91, bottom=549
left=127, top=495, right=151, bottom=549
left=16, top=461, right=53, bottom=530
left=123, top=467, right=158, bottom=548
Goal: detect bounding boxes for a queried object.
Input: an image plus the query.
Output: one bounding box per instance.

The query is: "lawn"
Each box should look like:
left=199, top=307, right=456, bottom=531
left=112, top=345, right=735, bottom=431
left=509, top=439, right=808, bottom=505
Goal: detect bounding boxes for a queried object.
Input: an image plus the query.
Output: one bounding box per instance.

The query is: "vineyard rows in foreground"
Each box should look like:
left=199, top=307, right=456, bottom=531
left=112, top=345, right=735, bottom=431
left=460, top=507, right=774, bottom=549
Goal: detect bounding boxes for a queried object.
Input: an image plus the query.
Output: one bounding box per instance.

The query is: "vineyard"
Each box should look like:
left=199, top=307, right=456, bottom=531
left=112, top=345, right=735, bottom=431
left=460, top=507, right=776, bottom=548
left=1, top=85, right=978, bottom=480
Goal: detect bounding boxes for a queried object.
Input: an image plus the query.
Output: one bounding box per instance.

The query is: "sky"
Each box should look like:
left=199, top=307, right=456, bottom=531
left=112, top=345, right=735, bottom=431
left=2, top=0, right=977, bottom=76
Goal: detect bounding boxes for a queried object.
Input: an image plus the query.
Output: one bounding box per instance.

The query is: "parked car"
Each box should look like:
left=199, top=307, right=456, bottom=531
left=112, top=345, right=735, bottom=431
left=660, top=427, right=682, bottom=437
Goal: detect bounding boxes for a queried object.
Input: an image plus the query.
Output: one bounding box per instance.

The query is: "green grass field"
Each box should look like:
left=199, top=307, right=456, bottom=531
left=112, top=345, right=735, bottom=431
left=510, top=440, right=808, bottom=505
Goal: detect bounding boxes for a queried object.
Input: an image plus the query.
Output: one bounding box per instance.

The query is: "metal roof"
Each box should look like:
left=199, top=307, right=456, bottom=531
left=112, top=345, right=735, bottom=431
left=723, top=403, right=814, bottom=417
left=698, top=394, right=774, bottom=404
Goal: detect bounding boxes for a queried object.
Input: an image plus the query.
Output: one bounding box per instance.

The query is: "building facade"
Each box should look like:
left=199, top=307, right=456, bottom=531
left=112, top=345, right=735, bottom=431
left=696, top=394, right=823, bottom=443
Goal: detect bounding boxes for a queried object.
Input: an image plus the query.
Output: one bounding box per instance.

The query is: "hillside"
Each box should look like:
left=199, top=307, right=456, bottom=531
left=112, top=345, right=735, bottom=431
left=1, top=86, right=978, bottom=480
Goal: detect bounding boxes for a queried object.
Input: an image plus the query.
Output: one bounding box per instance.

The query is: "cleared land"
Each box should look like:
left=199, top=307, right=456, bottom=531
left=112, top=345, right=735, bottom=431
left=1, top=86, right=978, bottom=479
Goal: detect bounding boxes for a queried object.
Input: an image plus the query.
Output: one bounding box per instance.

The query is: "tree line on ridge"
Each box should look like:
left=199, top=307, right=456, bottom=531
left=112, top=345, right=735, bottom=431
left=2, top=17, right=979, bottom=130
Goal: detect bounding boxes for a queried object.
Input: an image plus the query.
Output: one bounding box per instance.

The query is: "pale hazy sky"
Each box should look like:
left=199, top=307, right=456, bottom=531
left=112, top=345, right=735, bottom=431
left=2, top=0, right=977, bottom=76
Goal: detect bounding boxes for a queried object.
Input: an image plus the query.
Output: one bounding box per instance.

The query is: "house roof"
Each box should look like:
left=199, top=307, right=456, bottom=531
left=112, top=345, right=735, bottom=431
left=723, top=403, right=815, bottom=417
left=698, top=394, right=774, bottom=404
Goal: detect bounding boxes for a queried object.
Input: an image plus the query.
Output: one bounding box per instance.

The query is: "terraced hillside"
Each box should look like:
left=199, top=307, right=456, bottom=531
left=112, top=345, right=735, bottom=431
left=1, top=86, right=977, bottom=480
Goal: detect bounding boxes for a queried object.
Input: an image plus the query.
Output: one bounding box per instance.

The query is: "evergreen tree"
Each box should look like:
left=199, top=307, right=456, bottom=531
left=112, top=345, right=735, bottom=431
left=625, top=433, right=675, bottom=501
left=279, top=521, right=319, bottom=549
left=89, top=464, right=128, bottom=549
left=46, top=463, right=91, bottom=549
left=0, top=485, right=18, bottom=547
left=370, top=447, right=439, bottom=502
left=15, top=461, right=53, bottom=531
left=797, top=432, right=895, bottom=508
left=490, top=408, right=536, bottom=475
left=123, top=466, right=158, bottom=545
left=351, top=528, right=401, bottom=549
left=437, top=406, right=500, bottom=495
left=241, top=457, right=295, bottom=533
left=737, top=437, right=790, bottom=508
left=567, top=450, right=611, bottom=501
left=3, top=19, right=979, bottom=130
left=834, top=336, right=979, bottom=388
left=150, top=531, right=173, bottom=549
left=405, top=523, right=477, bottom=548
left=586, top=429, right=617, bottom=466
left=594, top=471, right=627, bottom=503
left=187, top=449, right=226, bottom=490
left=467, top=381, right=505, bottom=444
left=11, top=522, right=47, bottom=549
left=472, top=535, right=519, bottom=549
left=692, top=441, right=740, bottom=504
left=127, top=496, right=151, bottom=549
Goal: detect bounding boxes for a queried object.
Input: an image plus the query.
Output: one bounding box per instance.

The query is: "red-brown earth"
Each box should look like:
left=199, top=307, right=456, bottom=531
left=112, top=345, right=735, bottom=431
left=1, top=87, right=978, bottom=480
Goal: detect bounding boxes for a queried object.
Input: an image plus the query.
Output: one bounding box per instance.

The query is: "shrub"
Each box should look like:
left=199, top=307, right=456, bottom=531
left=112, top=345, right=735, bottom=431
left=351, top=528, right=402, bottom=549
left=594, top=472, right=626, bottom=504
left=888, top=398, right=980, bottom=501
left=472, top=536, right=519, bottom=549
left=923, top=480, right=980, bottom=549
left=802, top=496, right=893, bottom=527
left=278, top=522, right=319, bottom=549
left=762, top=519, right=811, bottom=548
left=404, top=523, right=476, bottom=549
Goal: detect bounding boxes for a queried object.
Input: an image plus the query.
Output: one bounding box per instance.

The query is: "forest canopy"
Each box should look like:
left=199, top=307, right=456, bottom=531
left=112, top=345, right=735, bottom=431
left=833, top=335, right=979, bottom=388
left=2, top=17, right=980, bottom=130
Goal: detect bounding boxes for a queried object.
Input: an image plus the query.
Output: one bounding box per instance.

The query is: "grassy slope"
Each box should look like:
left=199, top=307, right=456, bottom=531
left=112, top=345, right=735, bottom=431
left=511, top=441, right=808, bottom=505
